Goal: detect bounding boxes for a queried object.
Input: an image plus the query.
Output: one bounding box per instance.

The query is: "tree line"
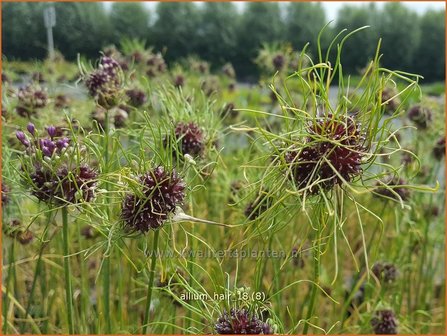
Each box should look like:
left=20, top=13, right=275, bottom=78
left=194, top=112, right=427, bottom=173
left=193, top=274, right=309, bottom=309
left=2, top=2, right=445, bottom=82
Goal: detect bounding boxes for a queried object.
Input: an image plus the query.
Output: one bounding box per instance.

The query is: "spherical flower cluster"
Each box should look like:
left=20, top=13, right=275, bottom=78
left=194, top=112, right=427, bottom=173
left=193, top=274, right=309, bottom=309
left=407, top=105, right=432, bottom=129
left=284, top=114, right=366, bottom=194
left=125, top=88, right=147, bottom=107
left=272, top=54, right=285, bottom=70
left=16, top=84, right=48, bottom=117
left=375, top=177, right=410, bottom=202
left=85, top=56, right=122, bottom=108
left=16, top=123, right=98, bottom=205
left=371, top=309, right=398, bottom=334
left=433, top=137, right=445, bottom=160
left=372, top=262, right=398, bottom=283
left=167, top=122, right=205, bottom=158
left=174, top=75, right=185, bottom=88
left=1, top=182, right=10, bottom=206
left=215, top=308, right=273, bottom=334
left=222, top=63, right=236, bottom=79
left=121, top=167, right=186, bottom=233
left=146, top=53, right=167, bottom=77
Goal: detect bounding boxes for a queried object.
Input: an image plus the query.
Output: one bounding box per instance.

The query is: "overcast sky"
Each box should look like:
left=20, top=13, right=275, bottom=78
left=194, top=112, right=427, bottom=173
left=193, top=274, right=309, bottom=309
left=103, top=1, right=445, bottom=20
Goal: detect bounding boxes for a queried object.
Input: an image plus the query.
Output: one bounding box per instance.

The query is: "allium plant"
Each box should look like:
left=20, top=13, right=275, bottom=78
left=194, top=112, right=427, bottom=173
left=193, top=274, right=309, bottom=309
left=121, top=166, right=186, bottom=233
left=81, top=55, right=125, bottom=109
left=15, top=122, right=98, bottom=334
left=238, top=26, right=436, bottom=333
left=16, top=123, right=97, bottom=205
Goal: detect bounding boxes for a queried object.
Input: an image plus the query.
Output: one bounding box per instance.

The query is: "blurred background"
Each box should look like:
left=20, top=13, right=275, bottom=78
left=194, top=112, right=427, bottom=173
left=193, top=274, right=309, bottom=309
left=2, top=1, right=445, bottom=82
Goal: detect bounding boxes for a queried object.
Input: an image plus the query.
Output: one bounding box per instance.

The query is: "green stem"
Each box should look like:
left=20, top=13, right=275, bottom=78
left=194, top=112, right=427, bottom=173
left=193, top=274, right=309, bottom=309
left=102, top=109, right=112, bottom=334
left=62, top=207, right=74, bottom=334
left=21, top=211, right=52, bottom=333
left=303, top=212, right=322, bottom=335
left=142, top=229, right=160, bottom=334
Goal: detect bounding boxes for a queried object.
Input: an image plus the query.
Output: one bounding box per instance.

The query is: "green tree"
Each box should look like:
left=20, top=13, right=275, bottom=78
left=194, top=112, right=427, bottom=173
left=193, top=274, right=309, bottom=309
left=414, top=10, right=445, bottom=82
left=335, top=4, right=380, bottom=74
left=52, top=2, right=112, bottom=60
left=151, top=2, right=200, bottom=62
left=2, top=2, right=46, bottom=60
left=285, top=3, right=326, bottom=54
left=377, top=3, right=421, bottom=71
left=235, top=2, right=284, bottom=80
left=196, top=2, right=239, bottom=68
left=110, top=2, right=149, bottom=44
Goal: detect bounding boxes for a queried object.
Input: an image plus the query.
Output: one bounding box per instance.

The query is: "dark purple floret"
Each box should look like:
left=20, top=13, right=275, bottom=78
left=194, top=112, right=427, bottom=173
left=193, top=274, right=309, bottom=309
left=371, top=309, right=398, bottom=334
left=215, top=308, right=273, bottom=334
left=121, top=167, right=186, bottom=233
left=285, top=114, right=366, bottom=194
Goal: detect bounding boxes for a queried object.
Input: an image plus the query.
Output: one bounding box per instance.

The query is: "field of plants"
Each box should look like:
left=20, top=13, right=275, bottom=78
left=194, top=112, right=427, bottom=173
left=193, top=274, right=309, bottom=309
left=1, top=24, right=446, bottom=335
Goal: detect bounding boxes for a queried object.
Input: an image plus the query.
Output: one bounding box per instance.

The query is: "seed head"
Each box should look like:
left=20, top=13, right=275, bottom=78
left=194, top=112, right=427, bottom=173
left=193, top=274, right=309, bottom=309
left=371, top=309, right=398, bottom=334
left=168, top=122, right=205, bottom=158
left=121, top=167, right=186, bottom=233
left=174, top=75, right=185, bottom=88
left=285, top=114, right=366, bottom=194
left=433, top=137, right=445, bottom=160
left=272, top=54, right=285, bottom=70
left=372, top=262, right=398, bottom=283
left=126, top=88, right=147, bottom=107
left=16, top=125, right=98, bottom=205
left=16, top=84, right=48, bottom=117
left=215, top=308, right=273, bottom=334
left=407, top=105, right=432, bottom=129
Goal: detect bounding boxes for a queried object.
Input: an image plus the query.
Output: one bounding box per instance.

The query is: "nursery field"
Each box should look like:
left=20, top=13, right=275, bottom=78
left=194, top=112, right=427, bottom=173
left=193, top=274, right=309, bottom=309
left=1, top=30, right=446, bottom=335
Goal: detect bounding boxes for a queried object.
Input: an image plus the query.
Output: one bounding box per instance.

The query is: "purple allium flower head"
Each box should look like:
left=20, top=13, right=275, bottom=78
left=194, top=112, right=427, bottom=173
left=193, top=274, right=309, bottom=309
left=121, top=167, right=186, bottom=233
left=371, top=309, right=398, bottom=334
left=174, top=122, right=205, bottom=157
left=272, top=54, right=285, bottom=70
left=372, top=262, right=398, bottom=283
left=125, top=88, right=147, bottom=107
left=16, top=125, right=97, bottom=205
left=433, top=137, right=445, bottom=160
left=285, top=114, right=366, bottom=194
left=407, top=105, right=432, bottom=129
left=16, top=84, right=48, bottom=117
left=215, top=308, right=273, bottom=334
